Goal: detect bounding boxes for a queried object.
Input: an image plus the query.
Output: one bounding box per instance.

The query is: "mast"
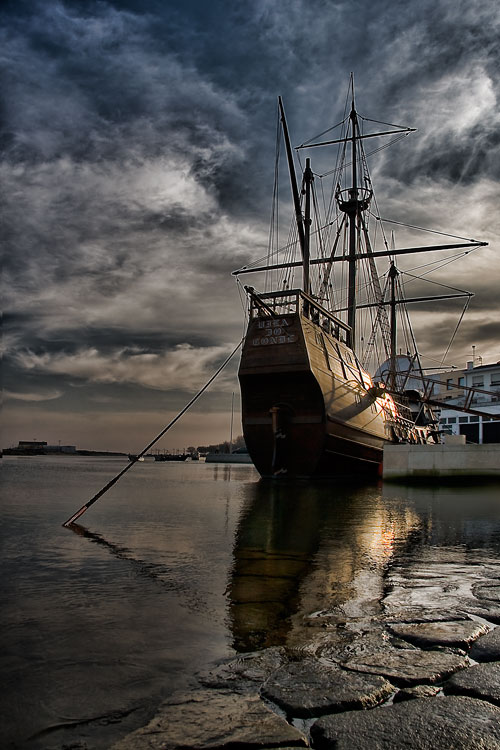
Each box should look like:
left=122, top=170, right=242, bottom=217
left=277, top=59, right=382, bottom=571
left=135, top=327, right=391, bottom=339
left=335, top=83, right=372, bottom=350
left=347, top=97, right=358, bottom=349
left=303, top=158, right=313, bottom=295
left=230, top=391, right=234, bottom=453
left=388, top=262, right=399, bottom=391
left=278, top=96, right=309, bottom=295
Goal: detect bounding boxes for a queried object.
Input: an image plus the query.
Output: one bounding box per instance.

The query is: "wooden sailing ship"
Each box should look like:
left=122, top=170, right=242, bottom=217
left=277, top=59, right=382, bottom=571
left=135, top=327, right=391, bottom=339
left=235, top=82, right=487, bottom=479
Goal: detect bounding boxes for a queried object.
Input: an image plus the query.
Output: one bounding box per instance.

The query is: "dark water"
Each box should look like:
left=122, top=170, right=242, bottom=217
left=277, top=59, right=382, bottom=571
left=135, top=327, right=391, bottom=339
left=2, top=456, right=500, bottom=748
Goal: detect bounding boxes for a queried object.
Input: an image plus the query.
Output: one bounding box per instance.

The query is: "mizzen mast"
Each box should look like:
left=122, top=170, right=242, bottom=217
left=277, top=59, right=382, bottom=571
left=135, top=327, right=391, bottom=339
left=388, top=261, right=399, bottom=391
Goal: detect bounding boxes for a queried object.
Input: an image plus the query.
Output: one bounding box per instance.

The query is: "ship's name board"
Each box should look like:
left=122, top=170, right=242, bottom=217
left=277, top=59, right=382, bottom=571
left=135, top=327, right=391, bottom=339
left=252, top=318, right=296, bottom=347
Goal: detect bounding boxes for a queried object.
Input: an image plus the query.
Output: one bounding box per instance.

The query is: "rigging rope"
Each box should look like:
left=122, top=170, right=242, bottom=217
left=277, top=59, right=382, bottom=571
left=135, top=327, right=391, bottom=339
left=403, top=248, right=478, bottom=278
left=401, top=269, right=472, bottom=295
left=62, top=338, right=244, bottom=527
left=266, top=107, right=282, bottom=292
left=371, top=215, right=480, bottom=243
left=439, top=297, right=471, bottom=368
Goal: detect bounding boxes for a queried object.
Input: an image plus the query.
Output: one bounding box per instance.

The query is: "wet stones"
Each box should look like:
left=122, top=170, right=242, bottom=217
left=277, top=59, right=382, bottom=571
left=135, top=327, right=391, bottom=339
left=261, top=658, right=394, bottom=718
left=387, top=619, right=490, bottom=649
left=444, top=661, right=500, bottom=706
left=110, top=688, right=308, bottom=749
left=341, top=646, right=469, bottom=686
left=310, top=696, right=500, bottom=750
left=473, top=583, right=500, bottom=602
left=311, top=624, right=470, bottom=686
left=468, top=582, right=500, bottom=621
left=469, top=626, right=500, bottom=662
left=198, top=647, right=288, bottom=692
left=112, top=554, right=500, bottom=749
left=392, top=684, right=441, bottom=702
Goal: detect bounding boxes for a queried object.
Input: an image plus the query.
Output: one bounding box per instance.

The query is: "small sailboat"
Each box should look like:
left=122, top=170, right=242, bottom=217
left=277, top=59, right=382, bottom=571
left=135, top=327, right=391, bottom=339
left=234, top=79, right=487, bottom=479
left=205, top=393, right=253, bottom=463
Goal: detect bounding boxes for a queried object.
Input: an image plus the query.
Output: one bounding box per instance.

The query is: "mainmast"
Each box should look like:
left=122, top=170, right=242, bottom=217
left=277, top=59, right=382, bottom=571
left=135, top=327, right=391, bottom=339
left=336, top=89, right=372, bottom=350
left=347, top=98, right=359, bottom=349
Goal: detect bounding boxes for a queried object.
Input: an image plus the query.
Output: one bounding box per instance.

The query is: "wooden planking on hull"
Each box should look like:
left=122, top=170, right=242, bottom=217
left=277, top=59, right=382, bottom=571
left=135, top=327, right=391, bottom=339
left=239, top=307, right=389, bottom=478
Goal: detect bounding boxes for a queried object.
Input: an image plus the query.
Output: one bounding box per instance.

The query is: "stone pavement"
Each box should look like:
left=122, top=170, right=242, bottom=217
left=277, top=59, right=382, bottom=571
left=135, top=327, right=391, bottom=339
left=112, top=557, right=500, bottom=749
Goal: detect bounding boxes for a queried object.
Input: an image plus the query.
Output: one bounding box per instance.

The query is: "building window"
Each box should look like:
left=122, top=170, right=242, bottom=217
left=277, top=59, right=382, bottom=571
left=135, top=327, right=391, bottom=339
left=458, top=377, right=465, bottom=387
left=459, top=417, right=468, bottom=423
left=448, top=417, right=457, bottom=424
left=472, top=376, right=484, bottom=387
left=446, top=379, right=453, bottom=390
left=491, top=375, right=500, bottom=385
left=469, top=416, right=479, bottom=423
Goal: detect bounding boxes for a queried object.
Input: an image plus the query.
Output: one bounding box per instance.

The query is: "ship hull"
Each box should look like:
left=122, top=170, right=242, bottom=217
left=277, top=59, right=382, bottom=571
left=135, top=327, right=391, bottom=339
left=239, top=308, right=391, bottom=479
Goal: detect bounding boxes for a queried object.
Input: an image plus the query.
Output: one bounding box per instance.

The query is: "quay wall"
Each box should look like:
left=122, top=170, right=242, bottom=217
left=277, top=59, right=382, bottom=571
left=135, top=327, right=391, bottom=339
left=383, top=443, right=500, bottom=480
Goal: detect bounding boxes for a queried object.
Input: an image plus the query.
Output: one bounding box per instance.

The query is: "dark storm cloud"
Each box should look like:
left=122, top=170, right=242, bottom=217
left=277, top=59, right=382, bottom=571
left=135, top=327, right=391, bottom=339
left=410, top=312, right=500, bottom=366
left=2, top=0, right=499, bottom=447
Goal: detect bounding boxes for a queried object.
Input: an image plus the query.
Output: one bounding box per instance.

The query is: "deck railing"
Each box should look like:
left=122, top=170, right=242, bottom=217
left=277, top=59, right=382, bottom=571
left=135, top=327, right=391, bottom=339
left=248, top=288, right=351, bottom=337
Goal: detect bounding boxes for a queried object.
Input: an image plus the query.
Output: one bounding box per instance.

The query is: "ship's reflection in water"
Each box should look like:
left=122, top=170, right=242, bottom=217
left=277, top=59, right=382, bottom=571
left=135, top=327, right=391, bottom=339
left=227, top=481, right=422, bottom=652
left=227, top=480, right=500, bottom=653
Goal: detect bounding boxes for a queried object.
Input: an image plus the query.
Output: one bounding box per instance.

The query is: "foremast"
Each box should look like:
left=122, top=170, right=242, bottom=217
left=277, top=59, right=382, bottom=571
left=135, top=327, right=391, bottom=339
left=278, top=96, right=310, bottom=296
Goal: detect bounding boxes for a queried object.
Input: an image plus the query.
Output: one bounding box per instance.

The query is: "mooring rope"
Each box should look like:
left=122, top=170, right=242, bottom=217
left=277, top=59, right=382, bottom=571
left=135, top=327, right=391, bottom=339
left=62, top=337, right=244, bottom=527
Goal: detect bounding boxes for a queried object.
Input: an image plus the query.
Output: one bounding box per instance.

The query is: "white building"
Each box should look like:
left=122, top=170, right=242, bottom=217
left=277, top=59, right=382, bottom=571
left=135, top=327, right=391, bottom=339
left=431, top=359, right=500, bottom=443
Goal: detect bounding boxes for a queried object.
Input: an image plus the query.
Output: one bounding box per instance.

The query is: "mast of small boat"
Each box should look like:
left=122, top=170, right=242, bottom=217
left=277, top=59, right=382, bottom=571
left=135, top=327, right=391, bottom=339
left=229, top=391, right=234, bottom=453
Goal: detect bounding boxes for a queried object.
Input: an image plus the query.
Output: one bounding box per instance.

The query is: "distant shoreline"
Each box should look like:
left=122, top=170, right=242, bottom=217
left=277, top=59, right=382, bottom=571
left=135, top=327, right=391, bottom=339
left=2, top=449, right=127, bottom=457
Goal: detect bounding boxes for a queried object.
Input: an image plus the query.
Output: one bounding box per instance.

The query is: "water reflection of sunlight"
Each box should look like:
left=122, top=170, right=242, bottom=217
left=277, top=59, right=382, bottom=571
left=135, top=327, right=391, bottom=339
left=228, top=487, right=424, bottom=652
left=364, top=520, right=396, bottom=562
left=362, top=507, right=421, bottom=566
left=210, top=465, right=259, bottom=482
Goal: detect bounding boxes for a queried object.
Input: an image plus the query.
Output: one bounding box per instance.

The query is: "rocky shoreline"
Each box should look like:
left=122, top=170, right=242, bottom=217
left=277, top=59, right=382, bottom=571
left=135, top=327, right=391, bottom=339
left=113, top=552, right=500, bottom=749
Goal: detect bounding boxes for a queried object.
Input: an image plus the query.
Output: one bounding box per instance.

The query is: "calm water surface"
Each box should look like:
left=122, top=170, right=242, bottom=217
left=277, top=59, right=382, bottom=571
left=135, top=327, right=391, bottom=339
left=2, top=455, right=500, bottom=748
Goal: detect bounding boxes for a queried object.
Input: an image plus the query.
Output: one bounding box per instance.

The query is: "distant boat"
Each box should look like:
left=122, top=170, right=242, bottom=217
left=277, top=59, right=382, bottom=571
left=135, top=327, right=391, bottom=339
left=128, top=454, right=145, bottom=462
left=205, top=448, right=253, bottom=464
left=154, top=453, right=189, bottom=462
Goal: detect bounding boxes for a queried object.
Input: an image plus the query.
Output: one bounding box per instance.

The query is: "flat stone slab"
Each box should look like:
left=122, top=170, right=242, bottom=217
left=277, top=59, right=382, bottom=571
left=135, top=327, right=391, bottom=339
left=469, top=626, right=500, bottom=662
left=199, top=647, right=287, bottom=691
left=388, top=620, right=489, bottom=649
left=382, top=560, right=494, bottom=621
left=473, top=583, right=500, bottom=602
left=110, top=689, right=308, bottom=749
left=311, top=695, right=500, bottom=749
left=261, top=659, right=393, bottom=718
left=342, top=647, right=468, bottom=685
left=385, top=610, right=471, bottom=624
left=445, top=661, right=500, bottom=706
left=316, top=627, right=414, bottom=665
left=393, top=684, right=441, bottom=702
left=461, top=604, right=500, bottom=624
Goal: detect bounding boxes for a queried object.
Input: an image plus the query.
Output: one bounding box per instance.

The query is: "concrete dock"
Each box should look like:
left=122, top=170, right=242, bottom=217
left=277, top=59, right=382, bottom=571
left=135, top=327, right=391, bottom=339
left=383, top=440, right=500, bottom=480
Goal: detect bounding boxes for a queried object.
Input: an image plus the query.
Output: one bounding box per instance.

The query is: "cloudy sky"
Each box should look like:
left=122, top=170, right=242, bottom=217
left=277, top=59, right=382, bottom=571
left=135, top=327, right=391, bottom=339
left=3, top=0, right=499, bottom=452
